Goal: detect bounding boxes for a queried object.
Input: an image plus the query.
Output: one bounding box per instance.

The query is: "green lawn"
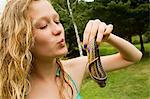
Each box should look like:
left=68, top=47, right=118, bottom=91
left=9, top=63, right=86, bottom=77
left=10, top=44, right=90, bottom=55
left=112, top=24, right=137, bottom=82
left=100, top=42, right=150, bottom=56
left=80, top=42, right=150, bottom=99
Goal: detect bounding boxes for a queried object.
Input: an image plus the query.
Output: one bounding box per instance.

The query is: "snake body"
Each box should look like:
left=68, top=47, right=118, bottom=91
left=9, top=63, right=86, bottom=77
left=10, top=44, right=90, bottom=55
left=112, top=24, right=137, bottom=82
left=86, top=39, right=107, bottom=87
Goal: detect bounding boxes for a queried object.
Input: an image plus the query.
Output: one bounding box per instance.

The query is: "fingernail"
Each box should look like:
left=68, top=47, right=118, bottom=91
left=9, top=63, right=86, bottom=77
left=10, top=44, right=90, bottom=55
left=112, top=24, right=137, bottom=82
left=84, top=44, right=87, bottom=49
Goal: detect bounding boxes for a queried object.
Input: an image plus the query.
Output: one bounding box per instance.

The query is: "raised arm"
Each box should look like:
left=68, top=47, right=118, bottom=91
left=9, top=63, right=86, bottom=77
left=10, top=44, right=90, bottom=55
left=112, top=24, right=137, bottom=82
left=100, top=33, right=142, bottom=72
left=62, top=19, right=142, bottom=89
left=82, top=19, right=142, bottom=72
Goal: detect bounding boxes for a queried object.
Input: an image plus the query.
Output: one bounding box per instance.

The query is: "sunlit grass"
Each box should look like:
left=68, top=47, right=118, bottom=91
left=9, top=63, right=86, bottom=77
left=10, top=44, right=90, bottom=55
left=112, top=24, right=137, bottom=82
left=81, top=57, right=150, bottom=99
left=100, top=42, right=150, bottom=56
left=81, top=42, right=150, bottom=99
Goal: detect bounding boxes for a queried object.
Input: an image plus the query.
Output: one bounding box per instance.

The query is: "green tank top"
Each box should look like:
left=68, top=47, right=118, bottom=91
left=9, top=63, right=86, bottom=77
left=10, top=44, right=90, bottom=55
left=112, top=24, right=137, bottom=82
left=56, top=68, right=82, bottom=99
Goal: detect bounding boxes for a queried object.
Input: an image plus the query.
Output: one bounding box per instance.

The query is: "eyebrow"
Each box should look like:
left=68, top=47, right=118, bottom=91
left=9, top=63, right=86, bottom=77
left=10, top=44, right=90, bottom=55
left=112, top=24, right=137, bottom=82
left=32, top=13, right=60, bottom=26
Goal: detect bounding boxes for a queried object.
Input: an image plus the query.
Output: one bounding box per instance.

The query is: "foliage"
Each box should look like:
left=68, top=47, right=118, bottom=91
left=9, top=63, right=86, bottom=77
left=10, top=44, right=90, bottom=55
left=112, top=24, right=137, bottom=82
left=52, top=0, right=81, bottom=58
left=51, top=0, right=150, bottom=57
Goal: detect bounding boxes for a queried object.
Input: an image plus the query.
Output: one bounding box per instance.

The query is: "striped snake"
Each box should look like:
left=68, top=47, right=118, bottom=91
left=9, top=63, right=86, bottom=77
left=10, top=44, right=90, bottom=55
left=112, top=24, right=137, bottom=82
left=86, top=39, right=107, bottom=87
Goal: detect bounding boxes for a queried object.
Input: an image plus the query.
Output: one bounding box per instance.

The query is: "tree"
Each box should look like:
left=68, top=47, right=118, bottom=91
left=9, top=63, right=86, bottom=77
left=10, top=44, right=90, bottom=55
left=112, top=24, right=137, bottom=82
left=130, top=3, right=149, bottom=53
left=51, top=0, right=150, bottom=56
left=51, top=0, right=84, bottom=57
left=66, top=0, right=83, bottom=56
left=89, top=0, right=149, bottom=53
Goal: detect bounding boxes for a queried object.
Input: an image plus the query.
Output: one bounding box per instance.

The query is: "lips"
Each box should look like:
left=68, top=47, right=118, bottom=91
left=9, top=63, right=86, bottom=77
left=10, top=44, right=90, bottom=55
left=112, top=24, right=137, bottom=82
left=57, top=38, right=65, bottom=47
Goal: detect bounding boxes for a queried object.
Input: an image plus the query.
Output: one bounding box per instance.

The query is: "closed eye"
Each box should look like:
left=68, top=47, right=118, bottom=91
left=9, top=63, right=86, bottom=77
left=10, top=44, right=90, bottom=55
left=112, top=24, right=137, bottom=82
left=40, top=25, right=48, bottom=29
left=55, top=21, right=60, bottom=25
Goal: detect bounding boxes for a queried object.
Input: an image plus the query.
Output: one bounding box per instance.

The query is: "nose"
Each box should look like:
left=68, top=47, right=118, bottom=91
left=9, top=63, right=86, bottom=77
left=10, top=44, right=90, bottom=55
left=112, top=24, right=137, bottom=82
left=51, top=23, right=62, bottom=36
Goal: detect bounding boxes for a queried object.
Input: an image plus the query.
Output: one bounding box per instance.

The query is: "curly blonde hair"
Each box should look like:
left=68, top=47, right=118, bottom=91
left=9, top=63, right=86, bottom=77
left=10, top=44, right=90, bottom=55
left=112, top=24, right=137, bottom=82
left=0, top=0, right=73, bottom=99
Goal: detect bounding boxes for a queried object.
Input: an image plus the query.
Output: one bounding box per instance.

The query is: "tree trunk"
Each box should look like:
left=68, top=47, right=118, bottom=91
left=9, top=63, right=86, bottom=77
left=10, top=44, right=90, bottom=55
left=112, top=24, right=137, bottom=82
left=66, top=0, right=83, bottom=56
left=139, top=33, right=145, bottom=54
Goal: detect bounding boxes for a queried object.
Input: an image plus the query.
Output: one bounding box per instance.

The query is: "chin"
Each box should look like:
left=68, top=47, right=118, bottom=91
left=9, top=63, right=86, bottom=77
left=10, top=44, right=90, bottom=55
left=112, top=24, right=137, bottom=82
left=56, top=47, right=68, bottom=58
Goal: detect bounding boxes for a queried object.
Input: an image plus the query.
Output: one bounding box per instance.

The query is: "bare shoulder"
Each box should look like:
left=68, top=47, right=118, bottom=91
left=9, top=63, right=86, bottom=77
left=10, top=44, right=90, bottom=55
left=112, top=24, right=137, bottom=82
left=60, top=56, right=88, bottom=89
left=60, top=56, right=88, bottom=72
left=60, top=53, right=137, bottom=89
left=61, top=53, right=136, bottom=74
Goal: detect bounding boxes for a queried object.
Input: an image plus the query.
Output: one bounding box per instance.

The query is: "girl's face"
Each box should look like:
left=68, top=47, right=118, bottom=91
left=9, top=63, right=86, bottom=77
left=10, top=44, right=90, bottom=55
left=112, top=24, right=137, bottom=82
left=28, top=0, right=68, bottom=59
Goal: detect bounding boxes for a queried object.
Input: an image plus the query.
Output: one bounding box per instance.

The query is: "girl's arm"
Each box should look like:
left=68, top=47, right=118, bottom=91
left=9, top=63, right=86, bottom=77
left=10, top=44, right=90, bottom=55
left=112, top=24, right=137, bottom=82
left=62, top=20, right=142, bottom=89
left=100, top=33, right=142, bottom=72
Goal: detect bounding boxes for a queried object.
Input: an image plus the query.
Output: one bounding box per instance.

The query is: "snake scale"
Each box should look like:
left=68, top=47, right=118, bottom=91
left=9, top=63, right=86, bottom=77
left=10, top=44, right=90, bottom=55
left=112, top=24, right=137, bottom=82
left=86, top=38, right=107, bottom=87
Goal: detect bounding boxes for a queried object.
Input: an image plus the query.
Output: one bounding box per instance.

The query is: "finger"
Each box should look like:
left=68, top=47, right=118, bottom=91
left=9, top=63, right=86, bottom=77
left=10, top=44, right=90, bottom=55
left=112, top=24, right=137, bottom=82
left=104, top=24, right=113, bottom=34
left=102, top=24, right=113, bottom=41
left=96, top=22, right=107, bottom=45
left=83, top=20, right=94, bottom=49
left=89, top=19, right=101, bottom=42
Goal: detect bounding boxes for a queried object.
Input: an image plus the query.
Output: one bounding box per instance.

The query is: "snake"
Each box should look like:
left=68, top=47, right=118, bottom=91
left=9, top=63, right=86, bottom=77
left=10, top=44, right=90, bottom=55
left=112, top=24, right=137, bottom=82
left=86, top=38, right=107, bottom=87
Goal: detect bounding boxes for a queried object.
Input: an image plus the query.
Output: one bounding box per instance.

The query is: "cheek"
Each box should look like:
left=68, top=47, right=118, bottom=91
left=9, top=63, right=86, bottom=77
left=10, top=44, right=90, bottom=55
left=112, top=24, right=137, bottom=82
left=32, top=39, right=55, bottom=58
left=33, top=29, right=49, bottom=43
left=32, top=30, right=54, bottom=54
left=35, top=34, right=49, bottom=45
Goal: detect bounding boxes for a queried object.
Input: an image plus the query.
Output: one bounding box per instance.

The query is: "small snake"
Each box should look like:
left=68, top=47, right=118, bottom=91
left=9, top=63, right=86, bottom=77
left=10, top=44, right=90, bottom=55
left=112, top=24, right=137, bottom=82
left=86, top=38, right=107, bottom=87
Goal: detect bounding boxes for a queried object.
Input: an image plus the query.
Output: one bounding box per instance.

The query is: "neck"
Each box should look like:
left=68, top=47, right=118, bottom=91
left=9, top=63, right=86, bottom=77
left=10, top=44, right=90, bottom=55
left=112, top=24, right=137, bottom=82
left=31, top=57, right=59, bottom=82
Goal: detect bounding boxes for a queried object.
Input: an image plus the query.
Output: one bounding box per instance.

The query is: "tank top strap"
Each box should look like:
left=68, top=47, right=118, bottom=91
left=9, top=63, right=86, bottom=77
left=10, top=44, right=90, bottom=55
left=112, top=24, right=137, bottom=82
left=67, top=74, right=79, bottom=94
left=67, top=74, right=82, bottom=99
left=56, top=67, right=82, bottom=99
left=56, top=68, right=79, bottom=93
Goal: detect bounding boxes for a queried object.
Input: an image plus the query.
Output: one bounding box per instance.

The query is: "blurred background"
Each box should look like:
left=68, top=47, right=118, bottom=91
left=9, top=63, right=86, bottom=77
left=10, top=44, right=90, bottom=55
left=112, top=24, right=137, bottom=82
left=51, top=0, right=150, bottom=99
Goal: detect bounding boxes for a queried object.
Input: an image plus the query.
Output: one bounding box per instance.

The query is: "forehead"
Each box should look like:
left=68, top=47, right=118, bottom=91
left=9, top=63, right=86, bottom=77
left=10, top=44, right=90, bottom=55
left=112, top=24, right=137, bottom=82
left=28, top=0, right=58, bottom=21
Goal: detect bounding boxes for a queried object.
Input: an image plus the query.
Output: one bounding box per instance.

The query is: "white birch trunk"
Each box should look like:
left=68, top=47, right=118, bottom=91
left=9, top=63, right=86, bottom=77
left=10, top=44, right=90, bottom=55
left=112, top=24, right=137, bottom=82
left=66, top=0, right=83, bottom=56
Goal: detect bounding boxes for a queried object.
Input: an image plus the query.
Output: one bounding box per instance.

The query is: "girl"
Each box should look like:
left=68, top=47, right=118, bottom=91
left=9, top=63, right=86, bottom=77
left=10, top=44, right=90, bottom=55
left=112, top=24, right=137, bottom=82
left=0, top=0, right=142, bottom=99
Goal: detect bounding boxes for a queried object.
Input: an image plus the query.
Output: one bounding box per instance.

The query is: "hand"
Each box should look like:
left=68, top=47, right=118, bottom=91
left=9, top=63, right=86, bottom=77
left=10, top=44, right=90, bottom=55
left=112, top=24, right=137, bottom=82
left=83, top=19, right=113, bottom=49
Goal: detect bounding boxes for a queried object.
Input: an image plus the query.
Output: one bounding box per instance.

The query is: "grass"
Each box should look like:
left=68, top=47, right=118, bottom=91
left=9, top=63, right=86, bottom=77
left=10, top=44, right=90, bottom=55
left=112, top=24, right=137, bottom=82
left=99, top=42, right=118, bottom=55
left=80, top=42, right=150, bottom=99
left=100, top=42, right=150, bottom=56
